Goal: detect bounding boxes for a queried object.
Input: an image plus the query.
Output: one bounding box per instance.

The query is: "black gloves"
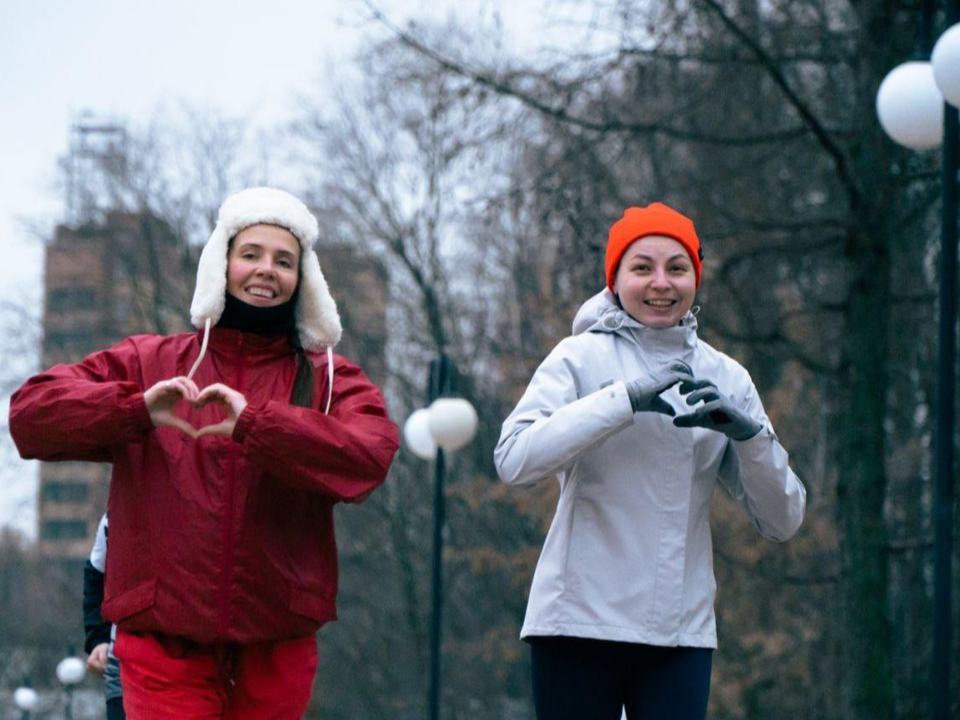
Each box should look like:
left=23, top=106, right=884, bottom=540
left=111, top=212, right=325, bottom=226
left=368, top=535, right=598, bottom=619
left=673, top=379, right=762, bottom=441
left=626, top=360, right=762, bottom=441
left=625, top=361, right=695, bottom=416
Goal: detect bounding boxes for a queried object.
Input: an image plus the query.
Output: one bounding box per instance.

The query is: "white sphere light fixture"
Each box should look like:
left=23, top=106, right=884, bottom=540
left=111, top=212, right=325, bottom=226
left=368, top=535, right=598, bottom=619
left=876, top=61, right=944, bottom=149
left=14, top=687, right=40, bottom=711
left=933, top=24, right=960, bottom=107
left=404, top=408, right=438, bottom=460
left=427, top=398, right=479, bottom=451
left=56, top=656, right=86, bottom=686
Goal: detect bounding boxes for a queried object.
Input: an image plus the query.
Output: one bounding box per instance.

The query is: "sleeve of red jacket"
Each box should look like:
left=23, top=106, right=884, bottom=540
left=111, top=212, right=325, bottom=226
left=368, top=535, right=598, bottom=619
left=232, top=359, right=399, bottom=502
left=8, top=338, right=154, bottom=462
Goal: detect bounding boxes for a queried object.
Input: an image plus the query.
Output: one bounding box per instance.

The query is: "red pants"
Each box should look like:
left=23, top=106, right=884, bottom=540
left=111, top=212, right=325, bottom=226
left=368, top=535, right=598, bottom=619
left=114, top=631, right=318, bottom=719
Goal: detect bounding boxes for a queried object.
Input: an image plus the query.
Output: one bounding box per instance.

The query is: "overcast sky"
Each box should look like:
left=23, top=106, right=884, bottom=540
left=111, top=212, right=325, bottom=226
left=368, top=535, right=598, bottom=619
left=0, top=0, right=563, bottom=538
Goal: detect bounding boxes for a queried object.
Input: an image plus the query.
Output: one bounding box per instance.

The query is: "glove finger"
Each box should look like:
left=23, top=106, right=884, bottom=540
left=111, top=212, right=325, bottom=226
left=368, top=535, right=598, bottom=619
left=678, top=377, right=715, bottom=395
left=651, top=374, right=683, bottom=395
left=673, top=408, right=709, bottom=428
left=676, top=399, right=726, bottom=427
left=650, top=396, right=676, bottom=417
left=685, top=387, right=721, bottom=405
left=666, top=360, right=693, bottom=375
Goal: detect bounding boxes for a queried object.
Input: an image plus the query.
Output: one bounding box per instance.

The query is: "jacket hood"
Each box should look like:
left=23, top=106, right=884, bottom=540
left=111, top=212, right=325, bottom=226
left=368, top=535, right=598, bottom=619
left=572, top=288, right=699, bottom=336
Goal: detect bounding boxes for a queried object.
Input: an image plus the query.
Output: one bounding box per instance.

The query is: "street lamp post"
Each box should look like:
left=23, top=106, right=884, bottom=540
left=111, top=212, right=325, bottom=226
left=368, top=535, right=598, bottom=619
left=877, top=4, right=959, bottom=716
left=403, top=353, right=479, bottom=720
left=13, top=678, right=39, bottom=720
left=56, top=649, right=86, bottom=720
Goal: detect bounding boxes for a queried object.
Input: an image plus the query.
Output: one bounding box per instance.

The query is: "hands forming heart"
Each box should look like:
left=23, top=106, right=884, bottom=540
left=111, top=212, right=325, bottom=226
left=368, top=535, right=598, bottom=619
left=144, top=376, right=248, bottom=439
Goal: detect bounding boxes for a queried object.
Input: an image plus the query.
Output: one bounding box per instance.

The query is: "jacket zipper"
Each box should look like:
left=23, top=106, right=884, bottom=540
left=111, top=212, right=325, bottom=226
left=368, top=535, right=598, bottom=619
left=218, top=333, right=245, bottom=639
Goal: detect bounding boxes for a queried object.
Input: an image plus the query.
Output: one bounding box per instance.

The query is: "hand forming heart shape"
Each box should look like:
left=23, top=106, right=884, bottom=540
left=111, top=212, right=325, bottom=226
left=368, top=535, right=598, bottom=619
left=144, top=377, right=248, bottom=439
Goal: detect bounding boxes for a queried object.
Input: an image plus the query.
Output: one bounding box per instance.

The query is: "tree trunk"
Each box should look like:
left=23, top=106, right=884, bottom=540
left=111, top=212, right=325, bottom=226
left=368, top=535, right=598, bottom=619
left=838, top=221, right=893, bottom=718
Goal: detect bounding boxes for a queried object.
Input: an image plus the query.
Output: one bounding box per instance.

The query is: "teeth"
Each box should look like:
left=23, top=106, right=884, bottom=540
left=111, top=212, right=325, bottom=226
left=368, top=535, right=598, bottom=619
left=248, top=287, right=275, bottom=298
left=645, top=300, right=674, bottom=307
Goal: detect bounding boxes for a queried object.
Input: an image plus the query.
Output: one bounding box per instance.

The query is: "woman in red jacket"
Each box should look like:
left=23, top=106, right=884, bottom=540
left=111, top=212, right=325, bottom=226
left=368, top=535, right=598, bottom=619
left=10, top=187, right=399, bottom=718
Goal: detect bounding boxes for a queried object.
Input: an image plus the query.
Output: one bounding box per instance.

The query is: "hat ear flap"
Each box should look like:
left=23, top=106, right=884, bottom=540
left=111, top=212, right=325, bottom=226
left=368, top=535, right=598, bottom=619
left=296, top=249, right=342, bottom=351
left=190, top=226, right=230, bottom=327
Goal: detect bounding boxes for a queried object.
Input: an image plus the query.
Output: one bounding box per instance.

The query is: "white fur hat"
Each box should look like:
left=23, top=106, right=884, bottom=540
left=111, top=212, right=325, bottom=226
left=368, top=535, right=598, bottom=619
left=189, top=187, right=342, bottom=350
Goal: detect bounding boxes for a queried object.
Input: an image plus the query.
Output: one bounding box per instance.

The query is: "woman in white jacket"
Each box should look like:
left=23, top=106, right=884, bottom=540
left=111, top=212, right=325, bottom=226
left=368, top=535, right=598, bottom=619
left=494, top=202, right=806, bottom=720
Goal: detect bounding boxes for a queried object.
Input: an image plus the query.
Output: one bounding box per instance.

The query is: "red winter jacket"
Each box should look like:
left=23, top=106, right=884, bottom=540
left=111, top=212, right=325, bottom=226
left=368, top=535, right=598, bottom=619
left=9, top=328, right=399, bottom=644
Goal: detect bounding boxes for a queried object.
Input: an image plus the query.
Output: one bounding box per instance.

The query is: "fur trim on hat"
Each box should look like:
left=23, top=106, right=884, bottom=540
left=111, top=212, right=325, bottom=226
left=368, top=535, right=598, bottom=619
left=189, top=187, right=342, bottom=350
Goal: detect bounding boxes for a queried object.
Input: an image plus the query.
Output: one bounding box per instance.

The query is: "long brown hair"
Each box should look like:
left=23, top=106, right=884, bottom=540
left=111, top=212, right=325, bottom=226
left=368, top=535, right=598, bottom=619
left=288, top=330, right=315, bottom=408
left=286, top=258, right=315, bottom=409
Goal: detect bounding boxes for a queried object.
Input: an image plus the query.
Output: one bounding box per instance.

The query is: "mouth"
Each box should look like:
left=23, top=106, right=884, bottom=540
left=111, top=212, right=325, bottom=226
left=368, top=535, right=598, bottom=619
left=245, top=286, right=277, bottom=300
left=644, top=299, right=676, bottom=308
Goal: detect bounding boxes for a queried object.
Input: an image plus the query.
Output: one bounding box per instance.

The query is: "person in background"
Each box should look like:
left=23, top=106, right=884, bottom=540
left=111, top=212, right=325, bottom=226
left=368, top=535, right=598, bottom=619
left=83, top=513, right=124, bottom=719
left=11, top=187, right=399, bottom=718
left=494, top=202, right=807, bottom=720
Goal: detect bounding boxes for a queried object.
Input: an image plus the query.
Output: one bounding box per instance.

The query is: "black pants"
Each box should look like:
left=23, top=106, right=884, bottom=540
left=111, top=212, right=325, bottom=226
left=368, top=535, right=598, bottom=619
left=106, top=697, right=125, bottom=720
left=529, top=636, right=712, bottom=720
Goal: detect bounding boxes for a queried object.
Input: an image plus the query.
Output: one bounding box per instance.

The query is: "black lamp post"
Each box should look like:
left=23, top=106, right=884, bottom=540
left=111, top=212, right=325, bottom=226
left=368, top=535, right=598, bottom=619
left=878, top=3, right=958, bottom=715
left=427, top=353, right=453, bottom=720
left=56, top=645, right=86, bottom=720
left=13, top=675, right=39, bottom=720
left=404, top=354, right=478, bottom=720
left=932, top=44, right=958, bottom=720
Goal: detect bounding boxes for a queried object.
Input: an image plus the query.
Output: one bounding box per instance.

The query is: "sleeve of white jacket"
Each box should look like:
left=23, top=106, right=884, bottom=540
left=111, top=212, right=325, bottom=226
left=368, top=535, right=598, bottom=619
left=89, top=514, right=108, bottom=573
left=494, top=344, right=636, bottom=487
left=717, top=377, right=807, bottom=541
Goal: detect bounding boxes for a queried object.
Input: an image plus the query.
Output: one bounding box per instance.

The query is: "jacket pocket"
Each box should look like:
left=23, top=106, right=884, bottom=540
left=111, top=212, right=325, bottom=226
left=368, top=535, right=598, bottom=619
left=102, top=579, right=157, bottom=622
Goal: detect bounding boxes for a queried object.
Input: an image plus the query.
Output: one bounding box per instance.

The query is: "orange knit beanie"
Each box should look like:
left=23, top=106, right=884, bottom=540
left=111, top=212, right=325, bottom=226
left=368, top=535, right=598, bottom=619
left=605, top=203, right=703, bottom=290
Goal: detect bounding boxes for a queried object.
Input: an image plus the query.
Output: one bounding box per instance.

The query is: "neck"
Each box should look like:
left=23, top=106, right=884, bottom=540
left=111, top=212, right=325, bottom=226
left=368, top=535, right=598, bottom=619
left=217, top=293, right=295, bottom=337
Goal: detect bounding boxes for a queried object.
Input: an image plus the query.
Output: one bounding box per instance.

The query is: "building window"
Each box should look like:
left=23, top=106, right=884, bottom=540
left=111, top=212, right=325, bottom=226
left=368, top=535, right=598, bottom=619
left=47, top=287, right=97, bottom=312
left=41, top=520, right=88, bottom=541
left=44, top=330, right=98, bottom=354
left=41, top=481, right=89, bottom=504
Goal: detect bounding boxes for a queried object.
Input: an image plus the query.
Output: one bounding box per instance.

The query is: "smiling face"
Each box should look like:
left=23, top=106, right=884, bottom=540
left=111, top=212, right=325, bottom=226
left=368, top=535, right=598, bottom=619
left=613, top=235, right=697, bottom=328
left=226, top=224, right=301, bottom=307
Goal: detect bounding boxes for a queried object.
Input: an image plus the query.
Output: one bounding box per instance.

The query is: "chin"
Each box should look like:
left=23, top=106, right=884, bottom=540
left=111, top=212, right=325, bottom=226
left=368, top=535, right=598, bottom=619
left=635, top=311, right=680, bottom=328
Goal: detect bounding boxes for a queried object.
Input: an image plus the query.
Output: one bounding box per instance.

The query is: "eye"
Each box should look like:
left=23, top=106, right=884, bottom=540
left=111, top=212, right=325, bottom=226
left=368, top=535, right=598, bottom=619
left=278, top=259, right=293, bottom=269
left=633, top=263, right=650, bottom=273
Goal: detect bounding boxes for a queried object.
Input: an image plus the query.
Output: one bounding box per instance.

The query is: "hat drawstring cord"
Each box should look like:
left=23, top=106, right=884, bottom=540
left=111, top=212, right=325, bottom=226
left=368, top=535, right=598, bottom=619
left=186, top=318, right=212, bottom=381
left=325, top=347, right=334, bottom=415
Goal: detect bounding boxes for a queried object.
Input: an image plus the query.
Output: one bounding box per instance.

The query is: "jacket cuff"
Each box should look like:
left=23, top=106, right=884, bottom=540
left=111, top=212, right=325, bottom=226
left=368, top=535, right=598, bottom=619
left=232, top=404, right=257, bottom=443
left=732, top=424, right=774, bottom=453
left=608, top=381, right=635, bottom=420
left=124, top=393, right=155, bottom=435
left=85, top=625, right=112, bottom=654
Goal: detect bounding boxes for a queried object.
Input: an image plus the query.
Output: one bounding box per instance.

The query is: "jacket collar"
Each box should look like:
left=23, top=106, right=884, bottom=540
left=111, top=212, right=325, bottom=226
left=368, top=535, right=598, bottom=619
left=202, top=327, right=295, bottom=358
left=572, top=288, right=698, bottom=360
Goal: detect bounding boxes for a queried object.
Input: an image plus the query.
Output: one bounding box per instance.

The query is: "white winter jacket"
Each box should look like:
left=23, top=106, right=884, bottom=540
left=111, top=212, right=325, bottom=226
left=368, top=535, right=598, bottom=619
left=494, top=289, right=806, bottom=648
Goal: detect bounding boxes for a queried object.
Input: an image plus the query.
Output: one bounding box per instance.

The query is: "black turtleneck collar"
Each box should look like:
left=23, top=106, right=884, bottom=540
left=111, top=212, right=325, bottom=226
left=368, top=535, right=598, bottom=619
left=217, top=293, right=296, bottom=338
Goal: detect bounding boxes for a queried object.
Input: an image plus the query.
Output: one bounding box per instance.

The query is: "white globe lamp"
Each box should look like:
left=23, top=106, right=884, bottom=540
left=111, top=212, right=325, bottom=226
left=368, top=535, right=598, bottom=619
left=933, top=24, right=960, bottom=107
left=55, top=656, right=85, bottom=686
left=14, top=686, right=40, bottom=712
left=427, top=398, right=479, bottom=451
left=876, top=61, right=944, bottom=149
left=404, top=408, right=438, bottom=460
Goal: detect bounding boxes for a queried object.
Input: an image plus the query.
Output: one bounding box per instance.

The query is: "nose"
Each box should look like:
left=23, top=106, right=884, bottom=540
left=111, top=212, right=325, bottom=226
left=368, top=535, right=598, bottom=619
left=254, top=259, right=278, bottom=276
left=651, top=267, right=670, bottom=289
